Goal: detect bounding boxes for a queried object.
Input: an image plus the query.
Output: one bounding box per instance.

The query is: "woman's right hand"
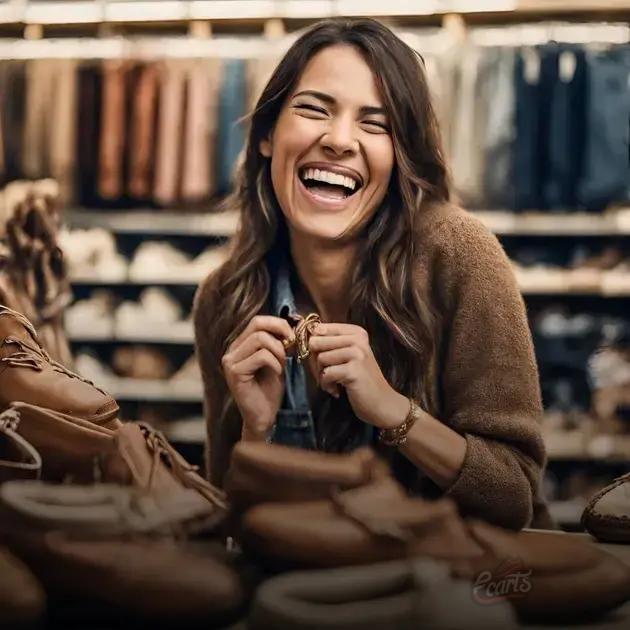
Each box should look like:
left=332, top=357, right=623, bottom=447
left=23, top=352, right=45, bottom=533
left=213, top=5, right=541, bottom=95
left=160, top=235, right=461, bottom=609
left=221, top=315, right=295, bottom=440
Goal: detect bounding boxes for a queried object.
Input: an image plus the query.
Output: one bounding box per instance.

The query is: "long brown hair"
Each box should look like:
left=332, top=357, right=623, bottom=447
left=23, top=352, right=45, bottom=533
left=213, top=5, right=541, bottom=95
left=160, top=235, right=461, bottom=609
left=195, top=18, right=451, bottom=463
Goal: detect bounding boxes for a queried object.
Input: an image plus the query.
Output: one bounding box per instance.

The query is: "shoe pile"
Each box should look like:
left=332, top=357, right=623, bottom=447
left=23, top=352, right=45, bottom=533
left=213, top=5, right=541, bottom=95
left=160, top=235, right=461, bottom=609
left=226, top=441, right=630, bottom=626
left=0, top=179, right=73, bottom=365
left=0, top=306, right=239, bottom=626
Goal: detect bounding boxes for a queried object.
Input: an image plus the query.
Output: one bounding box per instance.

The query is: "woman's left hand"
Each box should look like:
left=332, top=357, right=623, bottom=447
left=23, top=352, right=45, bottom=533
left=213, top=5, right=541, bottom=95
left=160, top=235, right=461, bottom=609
left=308, top=323, right=408, bottom=430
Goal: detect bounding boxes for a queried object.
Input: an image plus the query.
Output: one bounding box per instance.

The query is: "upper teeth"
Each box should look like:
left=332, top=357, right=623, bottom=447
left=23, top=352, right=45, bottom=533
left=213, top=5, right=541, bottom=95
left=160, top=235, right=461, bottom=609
left=301, top=168, right=357, bottom=192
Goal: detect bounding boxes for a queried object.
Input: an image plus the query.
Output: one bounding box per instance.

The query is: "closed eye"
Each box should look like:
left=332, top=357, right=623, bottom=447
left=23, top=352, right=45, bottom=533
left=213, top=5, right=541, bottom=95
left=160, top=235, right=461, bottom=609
left=293, top=104, right=328, bottom=115
left=363, top=120, right=389, bottom=132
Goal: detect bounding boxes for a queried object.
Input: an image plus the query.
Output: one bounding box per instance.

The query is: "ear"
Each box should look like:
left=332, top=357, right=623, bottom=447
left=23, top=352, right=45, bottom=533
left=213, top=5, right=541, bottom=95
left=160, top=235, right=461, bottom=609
left=259, top=134, right=272, bottom=158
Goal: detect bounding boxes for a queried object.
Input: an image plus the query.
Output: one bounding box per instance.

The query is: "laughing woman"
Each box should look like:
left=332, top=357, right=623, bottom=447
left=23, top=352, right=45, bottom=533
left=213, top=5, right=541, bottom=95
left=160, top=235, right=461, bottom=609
left=194, top=18, right=551, bottom=530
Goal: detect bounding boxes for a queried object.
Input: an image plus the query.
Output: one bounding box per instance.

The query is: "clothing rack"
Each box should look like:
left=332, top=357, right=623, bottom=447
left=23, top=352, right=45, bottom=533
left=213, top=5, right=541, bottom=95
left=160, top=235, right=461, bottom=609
left=0, top=0, right=629, bottom=33
left=0, top=22, right=626, bottom=61
left=471, top=22, right=630, bottom=46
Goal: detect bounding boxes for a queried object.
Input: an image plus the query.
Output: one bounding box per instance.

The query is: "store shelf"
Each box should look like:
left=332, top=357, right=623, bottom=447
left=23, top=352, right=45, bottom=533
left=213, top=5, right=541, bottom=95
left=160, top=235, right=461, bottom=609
left=66, top=209, right=630, bottom=238
left=68, top=331, right=195, bottom=346
left=68, top=276, right=630, bottom=297
left=65, top=210, right=238, bottom=237
left=102, top=377, right=203, bottom=402
left=474, top=209, right=630, bottom=236
left=520, top=286, right=630, bottom=297
left=160, top=417, right=206, bottom=444
left=70, top=277, right=200, bottom=288
left=0, top=0, right=627, bottom=28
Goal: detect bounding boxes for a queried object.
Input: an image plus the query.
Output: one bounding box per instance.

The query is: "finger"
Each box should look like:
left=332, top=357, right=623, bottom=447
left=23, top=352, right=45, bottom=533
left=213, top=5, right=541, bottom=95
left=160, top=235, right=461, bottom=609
left=231, top=315, right=294, bottom=352
left=316, top=347, right=361, bottom=372
left=319, top=364, right=349, bottom=398
left=309, top=334, right=356, bottom=353
left=313, top=323, right=366, bottom=337
left=229, top=330, right=287, bottom=366
left=232, top=348, right=284, bottom=378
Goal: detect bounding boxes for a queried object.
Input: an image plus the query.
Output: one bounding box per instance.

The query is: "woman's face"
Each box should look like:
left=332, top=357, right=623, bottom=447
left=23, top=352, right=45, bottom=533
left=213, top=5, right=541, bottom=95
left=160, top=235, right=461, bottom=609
left=260, top=44, right=395, bottom=242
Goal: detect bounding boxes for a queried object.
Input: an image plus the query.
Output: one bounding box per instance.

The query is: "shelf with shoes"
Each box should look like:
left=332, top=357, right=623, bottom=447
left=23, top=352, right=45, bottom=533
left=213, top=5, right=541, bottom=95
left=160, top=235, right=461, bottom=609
left=69, top=278, right=200, bottom=288
left=68, top=329, right=195, bottom=344
left=474, top=209, right=630, bottom=237
left=65, top=209, right=239, bottom=237
left=67, top=277, right=630, bottom=297
left=102, top=377, right=203, bottom=403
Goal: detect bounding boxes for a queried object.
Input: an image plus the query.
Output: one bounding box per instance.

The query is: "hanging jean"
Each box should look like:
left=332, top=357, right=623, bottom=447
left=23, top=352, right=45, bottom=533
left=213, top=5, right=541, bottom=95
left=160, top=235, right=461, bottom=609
left=216, top=58, right=247, bottom=196
left=545, top=46, right=587, bottom=210
left=481, top=47, right=517, bottom=209
left=578, top=45, right=630, bottom=210
left=513, top=47, right=544, bottom=211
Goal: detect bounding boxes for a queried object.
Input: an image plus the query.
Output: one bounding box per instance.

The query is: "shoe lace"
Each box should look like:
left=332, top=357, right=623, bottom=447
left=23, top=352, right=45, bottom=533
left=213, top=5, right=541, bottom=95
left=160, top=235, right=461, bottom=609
left=138, top=422, right=227, bottom=510
left=0, top=307, right=108, bottom=396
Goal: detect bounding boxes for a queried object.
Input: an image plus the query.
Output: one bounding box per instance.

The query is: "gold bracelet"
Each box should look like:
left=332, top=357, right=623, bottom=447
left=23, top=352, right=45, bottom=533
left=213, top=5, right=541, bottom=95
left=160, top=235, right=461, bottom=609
left=378, top=398, right=421, bottom=446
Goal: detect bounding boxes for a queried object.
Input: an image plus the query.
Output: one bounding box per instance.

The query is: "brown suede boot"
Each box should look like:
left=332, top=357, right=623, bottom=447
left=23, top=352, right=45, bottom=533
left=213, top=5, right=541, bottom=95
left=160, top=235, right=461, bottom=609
left=0, top=306, right=118, bottom=424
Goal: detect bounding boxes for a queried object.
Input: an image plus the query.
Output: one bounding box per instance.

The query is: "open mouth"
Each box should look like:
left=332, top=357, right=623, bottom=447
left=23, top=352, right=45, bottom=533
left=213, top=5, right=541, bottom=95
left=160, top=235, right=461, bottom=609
left=298, top=167, right=362, bottom=201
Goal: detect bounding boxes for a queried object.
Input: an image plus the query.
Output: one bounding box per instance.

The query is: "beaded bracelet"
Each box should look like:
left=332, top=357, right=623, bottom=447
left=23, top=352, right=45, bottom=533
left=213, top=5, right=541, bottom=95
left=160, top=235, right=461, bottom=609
left=378, top=398, right=421, bottom=446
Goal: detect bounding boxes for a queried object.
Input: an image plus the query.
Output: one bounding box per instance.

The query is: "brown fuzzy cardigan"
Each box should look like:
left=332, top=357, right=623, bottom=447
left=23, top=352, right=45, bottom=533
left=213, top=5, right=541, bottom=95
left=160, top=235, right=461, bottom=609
left=194, top=203, right=552, bottom=531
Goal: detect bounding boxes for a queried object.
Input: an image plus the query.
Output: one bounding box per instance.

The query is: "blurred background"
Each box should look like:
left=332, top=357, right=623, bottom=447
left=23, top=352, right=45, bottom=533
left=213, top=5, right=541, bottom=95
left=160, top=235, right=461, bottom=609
left=0, top=0, right=628, bottom=531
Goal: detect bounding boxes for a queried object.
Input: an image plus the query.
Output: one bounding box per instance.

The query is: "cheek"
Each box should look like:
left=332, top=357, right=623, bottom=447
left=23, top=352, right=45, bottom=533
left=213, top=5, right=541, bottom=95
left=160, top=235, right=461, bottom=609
left=368, top=139, right=395, bottom=192
left=273, top=115, right=320, bottom=163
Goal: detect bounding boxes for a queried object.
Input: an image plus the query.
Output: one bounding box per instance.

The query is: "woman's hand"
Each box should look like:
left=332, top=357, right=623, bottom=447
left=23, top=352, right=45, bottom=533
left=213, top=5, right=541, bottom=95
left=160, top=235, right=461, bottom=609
left=222, top=315, right=294, bottom=440
left=308, top=323, right=409, bottom=430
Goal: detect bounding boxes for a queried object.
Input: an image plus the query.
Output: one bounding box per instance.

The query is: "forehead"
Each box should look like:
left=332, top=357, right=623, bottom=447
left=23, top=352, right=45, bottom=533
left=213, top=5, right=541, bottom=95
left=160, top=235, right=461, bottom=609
left=293, top=44, right=384, bottom=107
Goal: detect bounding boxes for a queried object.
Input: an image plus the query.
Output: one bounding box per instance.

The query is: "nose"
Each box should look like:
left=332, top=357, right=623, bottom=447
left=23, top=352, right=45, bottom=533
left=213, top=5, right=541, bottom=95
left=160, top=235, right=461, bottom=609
left=321, top=115, right=358, bottom=157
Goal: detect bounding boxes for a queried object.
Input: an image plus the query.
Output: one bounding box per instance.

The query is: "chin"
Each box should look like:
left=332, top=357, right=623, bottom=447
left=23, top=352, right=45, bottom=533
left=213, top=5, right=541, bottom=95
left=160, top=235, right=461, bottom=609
left=290, top=212, right=359, bottom=243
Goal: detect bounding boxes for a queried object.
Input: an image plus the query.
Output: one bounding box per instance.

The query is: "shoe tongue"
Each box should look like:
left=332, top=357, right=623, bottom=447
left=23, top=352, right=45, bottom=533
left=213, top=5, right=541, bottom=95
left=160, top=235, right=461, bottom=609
left=309, top=182, right=347, bottom=200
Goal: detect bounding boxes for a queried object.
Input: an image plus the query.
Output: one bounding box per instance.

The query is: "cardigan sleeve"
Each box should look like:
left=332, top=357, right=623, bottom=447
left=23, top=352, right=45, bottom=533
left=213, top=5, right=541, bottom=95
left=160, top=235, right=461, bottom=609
left=431, top=210, right=547, bottom=530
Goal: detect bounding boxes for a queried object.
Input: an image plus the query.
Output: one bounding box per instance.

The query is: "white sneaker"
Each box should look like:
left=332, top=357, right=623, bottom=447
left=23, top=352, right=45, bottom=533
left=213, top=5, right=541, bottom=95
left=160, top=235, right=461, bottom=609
left=115, top=287, right=187, bottom=338
left=65, top=291, right=116, bottom=337
left=188, top=246, right=229, bottom=281
left=128, top=241, right=191, bottom=282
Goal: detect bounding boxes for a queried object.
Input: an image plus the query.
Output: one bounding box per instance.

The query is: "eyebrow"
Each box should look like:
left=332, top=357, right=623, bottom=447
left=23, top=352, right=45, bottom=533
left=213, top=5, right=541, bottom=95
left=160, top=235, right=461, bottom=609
left=292, top=89, right=387, bottom=117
